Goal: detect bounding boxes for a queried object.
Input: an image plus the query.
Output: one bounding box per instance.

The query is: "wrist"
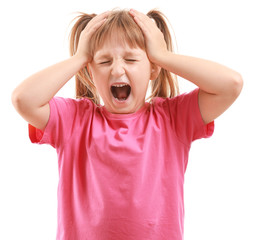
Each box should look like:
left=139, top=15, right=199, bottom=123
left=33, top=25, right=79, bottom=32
left=154, top=51, right=174, bottom=71
left=151, top=50, right=172, bottom=68
left=72, top=54, right=89, bottom=68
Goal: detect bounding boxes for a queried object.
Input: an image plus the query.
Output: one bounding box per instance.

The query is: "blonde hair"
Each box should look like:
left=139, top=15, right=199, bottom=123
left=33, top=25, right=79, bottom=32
left=69, top=9, right=179, bottom=105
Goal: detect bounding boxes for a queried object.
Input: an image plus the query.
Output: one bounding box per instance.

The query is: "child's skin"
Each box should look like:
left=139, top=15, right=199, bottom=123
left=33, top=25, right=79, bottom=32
left=12, top=9, right=243, bottom=131
left=12, top=11, right=110, bottom=130
left=129, top=9, right=243, bottom=124
left=88, top=36, right=158, bottom=115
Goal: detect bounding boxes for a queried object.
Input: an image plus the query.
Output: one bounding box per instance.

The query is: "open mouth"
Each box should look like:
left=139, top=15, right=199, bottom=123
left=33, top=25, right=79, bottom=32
left=111, top=84, right=131, bottom=101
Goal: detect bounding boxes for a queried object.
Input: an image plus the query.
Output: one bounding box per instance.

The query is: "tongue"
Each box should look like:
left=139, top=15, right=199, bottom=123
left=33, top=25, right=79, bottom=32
left=115, top=86, right=128, bottom=99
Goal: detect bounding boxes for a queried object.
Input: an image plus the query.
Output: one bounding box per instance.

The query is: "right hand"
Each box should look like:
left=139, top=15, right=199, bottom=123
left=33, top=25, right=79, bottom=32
left=75, top=11, right=109, bottom=65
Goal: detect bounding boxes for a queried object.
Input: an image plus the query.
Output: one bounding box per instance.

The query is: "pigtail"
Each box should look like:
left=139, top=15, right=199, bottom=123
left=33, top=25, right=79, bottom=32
left=147, top=10, right=179, bottom=99
left=69, top=13, right=100, bottom=104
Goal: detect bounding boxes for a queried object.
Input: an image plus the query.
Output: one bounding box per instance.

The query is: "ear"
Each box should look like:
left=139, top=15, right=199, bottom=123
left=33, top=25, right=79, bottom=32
left=150, top=64, right=161, bottom=80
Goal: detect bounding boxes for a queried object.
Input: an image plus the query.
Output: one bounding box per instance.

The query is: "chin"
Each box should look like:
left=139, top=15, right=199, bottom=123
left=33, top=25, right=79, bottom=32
left=107, top=106, right=134, bottom=114
left=106, top=102, right=144, bottom=115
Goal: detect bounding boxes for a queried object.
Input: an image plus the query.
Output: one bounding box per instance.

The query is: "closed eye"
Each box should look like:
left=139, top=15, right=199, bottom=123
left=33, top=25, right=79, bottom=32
left=99, top=59, right=137, bottom=65
left=99, top=60, right=111, bottom=65
left=125, top=59, right=137, bottom=62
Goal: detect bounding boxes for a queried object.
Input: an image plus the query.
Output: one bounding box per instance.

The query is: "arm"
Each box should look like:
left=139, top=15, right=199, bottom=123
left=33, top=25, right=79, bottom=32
left=12, top=56, right=86, bottom=130
left=129, top=9, right=243, bottom=124
left=154, top=53, right=243, bottom=124
left=12, top=12, right=108, bottom=130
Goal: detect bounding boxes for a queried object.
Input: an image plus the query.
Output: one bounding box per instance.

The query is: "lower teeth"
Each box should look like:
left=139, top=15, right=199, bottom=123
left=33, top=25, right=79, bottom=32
left=116, top=97, right=127, bottom=101
left=111, top=85, right=131, bottom=102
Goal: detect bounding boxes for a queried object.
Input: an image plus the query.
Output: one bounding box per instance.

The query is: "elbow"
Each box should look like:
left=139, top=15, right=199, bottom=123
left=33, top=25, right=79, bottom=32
left=231, top=72, right=243, bottom=98
left=221, top=72, right=243, bottom=99
left=11, top=88, right=27, bottom=112
left=11, top=88, right=20, bottom=110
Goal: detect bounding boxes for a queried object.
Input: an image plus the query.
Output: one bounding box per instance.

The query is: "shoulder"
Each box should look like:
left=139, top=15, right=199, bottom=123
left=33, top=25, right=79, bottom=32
left=48, top=96, right=97, bottom=126
left=151, top=88, right=214, bottom=143
left=52, top=96, right=93, bottom=105
left=51, top=96, right=95, bottom=112
left=152, top=88, right=199, bottom=112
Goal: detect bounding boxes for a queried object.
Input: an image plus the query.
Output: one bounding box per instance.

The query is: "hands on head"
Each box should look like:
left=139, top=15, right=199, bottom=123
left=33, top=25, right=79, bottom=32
left=75, top=11, right=110, bottom=65
left=129, top=9, right=168, bottom=65
left=75, top=9, right=168, bottom=67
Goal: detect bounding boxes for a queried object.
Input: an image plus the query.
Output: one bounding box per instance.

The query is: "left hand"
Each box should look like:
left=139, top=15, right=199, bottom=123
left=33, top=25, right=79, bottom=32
left=129, top=9, right=168, bottom=65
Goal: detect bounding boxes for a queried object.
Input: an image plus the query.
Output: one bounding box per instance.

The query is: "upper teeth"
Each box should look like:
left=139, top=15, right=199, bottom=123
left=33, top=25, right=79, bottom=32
left=112, top=84, right=128, bottom=87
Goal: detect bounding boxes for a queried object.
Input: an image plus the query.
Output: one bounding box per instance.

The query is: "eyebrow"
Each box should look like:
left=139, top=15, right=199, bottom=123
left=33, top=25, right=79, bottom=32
left=94, top=51, right=141, bottom=61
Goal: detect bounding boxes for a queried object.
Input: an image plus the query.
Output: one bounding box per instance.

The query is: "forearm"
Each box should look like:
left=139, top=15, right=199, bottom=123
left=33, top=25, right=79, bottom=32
left=12, top=55, right=85, bottom=109
left=157, top=52, right=242, bottom=95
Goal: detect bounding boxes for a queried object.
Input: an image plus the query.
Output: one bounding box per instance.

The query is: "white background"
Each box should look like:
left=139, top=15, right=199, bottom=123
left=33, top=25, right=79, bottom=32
left=1, top=0, right=252, bottom=239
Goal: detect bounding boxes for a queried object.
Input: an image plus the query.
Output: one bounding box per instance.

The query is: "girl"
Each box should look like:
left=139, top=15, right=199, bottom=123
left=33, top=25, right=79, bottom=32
left=12, top=9, right=243, bottom=240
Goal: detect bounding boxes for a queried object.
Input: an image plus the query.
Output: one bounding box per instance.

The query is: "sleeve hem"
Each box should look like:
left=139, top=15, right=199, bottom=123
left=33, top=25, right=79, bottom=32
left=28, top=98, right=56, bottom=147
left=29, top=124, right=44, bottom=143
left=204, top=120, right=215, bottom=138
left=196, top=88, right=215, bottom=138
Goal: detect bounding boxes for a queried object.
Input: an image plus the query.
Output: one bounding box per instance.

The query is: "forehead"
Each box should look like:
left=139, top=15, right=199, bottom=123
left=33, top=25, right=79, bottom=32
left=90, top=17, right=146, bottom=56
left=93, top=39, right=146, bottom=59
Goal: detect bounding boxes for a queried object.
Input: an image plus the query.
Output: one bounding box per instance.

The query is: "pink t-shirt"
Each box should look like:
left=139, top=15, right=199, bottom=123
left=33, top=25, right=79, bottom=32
left=29, top=88, right=214, bottom=240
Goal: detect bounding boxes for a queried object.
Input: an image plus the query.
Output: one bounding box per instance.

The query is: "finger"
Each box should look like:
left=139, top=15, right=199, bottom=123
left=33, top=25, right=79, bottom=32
left=85, top=12, right=109, bottom=33
left=129, top=9, right=142, bottom=17
left=131, top=14, right=147, bottom=34
left=92, top=11, right=110, bottom=24
left=130, top=9, right=155, bottom=27
left=87, top=18, right=107, bottom=34
left=129, top=9, right=150, bottom=35
left=129, top=9, right=149, bottom=22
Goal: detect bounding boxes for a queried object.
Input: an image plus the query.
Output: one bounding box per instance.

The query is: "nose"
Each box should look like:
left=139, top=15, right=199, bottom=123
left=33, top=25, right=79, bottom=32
left=111, top=60, right=125, bottom=77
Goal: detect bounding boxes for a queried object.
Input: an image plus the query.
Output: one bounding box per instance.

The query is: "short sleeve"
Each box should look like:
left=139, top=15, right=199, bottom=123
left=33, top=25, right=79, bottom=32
left=159, top=88, right=214, bottom=146
left=28, top=97, right=92, bottom=148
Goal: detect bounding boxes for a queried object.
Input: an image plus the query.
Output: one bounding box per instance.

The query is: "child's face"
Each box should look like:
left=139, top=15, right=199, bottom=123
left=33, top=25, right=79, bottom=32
left=89, top=39, right=153, bottom=114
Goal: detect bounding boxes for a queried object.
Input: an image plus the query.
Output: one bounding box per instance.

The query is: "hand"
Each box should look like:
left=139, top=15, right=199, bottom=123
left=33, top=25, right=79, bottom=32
left=129, top=9, right=168, bottom=65
left=75, top=11, right=109, bottom=65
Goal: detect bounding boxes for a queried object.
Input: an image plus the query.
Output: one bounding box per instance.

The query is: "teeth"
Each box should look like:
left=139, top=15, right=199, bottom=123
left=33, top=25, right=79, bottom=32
left=112, top=84, right=128, bottom=87
left=116, top=97, right=127, bottom=101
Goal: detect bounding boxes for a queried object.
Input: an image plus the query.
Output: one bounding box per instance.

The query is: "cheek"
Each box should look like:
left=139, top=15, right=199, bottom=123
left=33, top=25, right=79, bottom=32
left=139, top=60, right=152, bottom=74
left=90, top=66, right=107, bottom=87
left=137, top=65, right=151, bottom=83
left=131, top=73, right=150, bottom=95
left=90, top=65, right=102, bottom=79
left=90, top=72, right=109, bottom=98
